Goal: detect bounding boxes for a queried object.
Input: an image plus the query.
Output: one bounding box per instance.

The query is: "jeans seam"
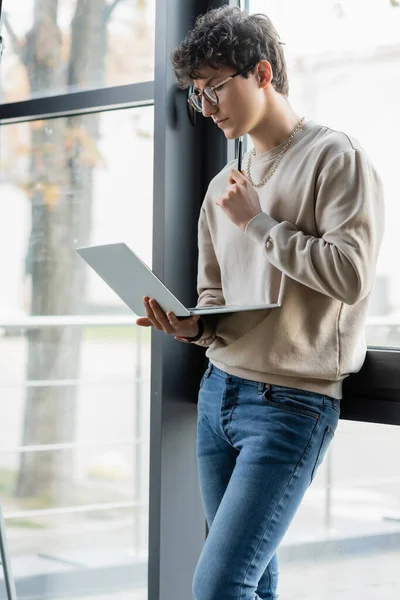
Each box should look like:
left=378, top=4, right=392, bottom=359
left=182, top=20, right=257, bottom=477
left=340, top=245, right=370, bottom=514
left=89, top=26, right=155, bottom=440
left=238, top=420, right=319, bottom=600
left=259, top=561, right=279, bottom=600
left=226, top=396, right=239, bottom=443
left=238, top=473, right=295, bottom=600
left=198, top=409, right=233, bottom=447
left=220, top=382, right=238, bottom=445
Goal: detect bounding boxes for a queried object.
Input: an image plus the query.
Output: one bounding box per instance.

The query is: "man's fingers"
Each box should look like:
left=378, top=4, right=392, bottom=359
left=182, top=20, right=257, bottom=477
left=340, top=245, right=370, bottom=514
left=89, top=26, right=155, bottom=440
left=140, top=298, right=200, bottom=335
left=143, top=297, right=163, bottom=330
left=167, top=312, right=198, bottom=327
left=228, top=167, right=238, bottom=180
left=216, top=193, right=229, bottom=208
left=228, top=168, right=245, bottom=185
left=167, top=312, right=180, bottom=327
left=136, top=317, right=152, bottom=327
left=148, top=298, right=175, bottom=333
left=174, top=336, right=191, bottom=344
left=169, top=312, right=199, bottom=322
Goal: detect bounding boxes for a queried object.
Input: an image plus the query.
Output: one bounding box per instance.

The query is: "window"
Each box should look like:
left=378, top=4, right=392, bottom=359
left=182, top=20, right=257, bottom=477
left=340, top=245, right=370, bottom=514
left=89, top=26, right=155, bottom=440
left=245, top=0, right=400, bottom=349
left=0, top=2, right=155, bottom=598
left=0, top=0, right=155, bottom=102
left=245, top=1, right=400, bottom=598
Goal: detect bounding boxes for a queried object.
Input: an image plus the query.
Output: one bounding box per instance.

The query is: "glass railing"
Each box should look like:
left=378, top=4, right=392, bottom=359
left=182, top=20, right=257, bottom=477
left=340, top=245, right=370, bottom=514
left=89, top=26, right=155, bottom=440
left=0, top=317, right=150, bottom=599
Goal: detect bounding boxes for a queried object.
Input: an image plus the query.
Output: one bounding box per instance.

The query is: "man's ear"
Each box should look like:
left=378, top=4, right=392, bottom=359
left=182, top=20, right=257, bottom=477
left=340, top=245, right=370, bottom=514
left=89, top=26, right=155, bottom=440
left=257, top=60, right=273, bottom=88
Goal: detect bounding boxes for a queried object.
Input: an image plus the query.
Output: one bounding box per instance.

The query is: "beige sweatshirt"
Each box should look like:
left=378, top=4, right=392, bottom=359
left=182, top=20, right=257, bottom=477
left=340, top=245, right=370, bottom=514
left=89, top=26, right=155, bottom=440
left=193, top=120, right=385, bottom=399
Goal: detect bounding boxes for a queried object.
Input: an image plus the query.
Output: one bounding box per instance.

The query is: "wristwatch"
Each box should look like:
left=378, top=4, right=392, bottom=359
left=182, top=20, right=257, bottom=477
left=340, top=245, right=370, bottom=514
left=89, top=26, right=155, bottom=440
left=181, top=318, right=204, bottom=343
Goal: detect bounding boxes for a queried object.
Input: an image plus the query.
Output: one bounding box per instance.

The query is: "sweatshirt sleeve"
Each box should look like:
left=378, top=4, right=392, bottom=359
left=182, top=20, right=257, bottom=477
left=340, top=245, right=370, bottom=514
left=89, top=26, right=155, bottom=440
left=245, top=149, right=385, bottom=305
left=192, top=207, right=225, bottom=347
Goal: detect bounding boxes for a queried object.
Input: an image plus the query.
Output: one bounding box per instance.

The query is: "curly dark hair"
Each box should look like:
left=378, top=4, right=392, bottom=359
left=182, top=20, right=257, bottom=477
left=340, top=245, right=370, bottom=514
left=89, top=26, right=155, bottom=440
left=170, top=6, right=289, bottom=96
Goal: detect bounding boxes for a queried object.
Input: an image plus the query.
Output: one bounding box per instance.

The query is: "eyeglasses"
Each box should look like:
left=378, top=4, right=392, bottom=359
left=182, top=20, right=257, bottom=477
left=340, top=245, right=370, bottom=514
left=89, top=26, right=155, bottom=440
left=187, top=66, right=253, bottom=113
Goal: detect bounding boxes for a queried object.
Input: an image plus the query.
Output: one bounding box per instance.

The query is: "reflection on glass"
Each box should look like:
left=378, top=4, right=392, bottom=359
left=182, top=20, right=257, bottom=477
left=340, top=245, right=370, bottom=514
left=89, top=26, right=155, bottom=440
left=0, top=107, right=153, bottom=598
left=246, top=0, right=400, bottom=349
left=0, top=0, right=155, bottom=102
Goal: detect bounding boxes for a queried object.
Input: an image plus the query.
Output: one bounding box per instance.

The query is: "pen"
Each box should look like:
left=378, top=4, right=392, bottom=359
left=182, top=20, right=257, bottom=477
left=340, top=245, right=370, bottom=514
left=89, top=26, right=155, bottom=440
left=237, top=137, right=243, bottom=172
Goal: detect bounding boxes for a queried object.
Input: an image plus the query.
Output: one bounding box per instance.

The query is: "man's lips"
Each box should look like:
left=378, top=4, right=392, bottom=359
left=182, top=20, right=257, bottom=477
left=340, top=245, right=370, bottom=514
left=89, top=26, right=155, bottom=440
left=214, top=118, right=228, bottom=126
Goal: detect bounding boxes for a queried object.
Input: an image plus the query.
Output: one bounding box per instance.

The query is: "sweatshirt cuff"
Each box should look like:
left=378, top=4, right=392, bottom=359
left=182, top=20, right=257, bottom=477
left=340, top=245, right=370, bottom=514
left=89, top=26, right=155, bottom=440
left=245, top=212, right=279, bottom=246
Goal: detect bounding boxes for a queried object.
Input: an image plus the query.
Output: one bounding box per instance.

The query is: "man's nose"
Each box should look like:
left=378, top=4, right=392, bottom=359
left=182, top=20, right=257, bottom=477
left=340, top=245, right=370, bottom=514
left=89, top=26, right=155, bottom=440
left=202, top=95, right=217, bottom=118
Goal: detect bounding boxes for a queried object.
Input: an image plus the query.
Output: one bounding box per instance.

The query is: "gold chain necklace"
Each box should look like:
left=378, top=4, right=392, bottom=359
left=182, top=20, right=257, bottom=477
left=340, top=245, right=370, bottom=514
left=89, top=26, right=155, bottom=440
left=246, top=117, right=305, bottom=188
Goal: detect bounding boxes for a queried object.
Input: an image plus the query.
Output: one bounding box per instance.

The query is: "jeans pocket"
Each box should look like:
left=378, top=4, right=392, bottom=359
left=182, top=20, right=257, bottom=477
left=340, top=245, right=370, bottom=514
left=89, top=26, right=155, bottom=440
left=310, top=426, right=335, bottom=483
left=263, top=391, right=320, bottom=421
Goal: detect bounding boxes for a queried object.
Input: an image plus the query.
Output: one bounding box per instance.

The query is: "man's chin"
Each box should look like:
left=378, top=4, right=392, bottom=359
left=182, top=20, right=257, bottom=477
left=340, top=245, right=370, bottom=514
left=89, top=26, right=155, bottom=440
left=223, top=129, right=237, bottom=140
left=222, top=126, right=246, bottom=140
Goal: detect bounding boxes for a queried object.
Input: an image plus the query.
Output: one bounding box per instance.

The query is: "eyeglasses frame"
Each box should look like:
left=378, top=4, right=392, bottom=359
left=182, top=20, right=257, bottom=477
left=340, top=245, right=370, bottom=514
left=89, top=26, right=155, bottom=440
left=187, top=65, right=255, bottom=113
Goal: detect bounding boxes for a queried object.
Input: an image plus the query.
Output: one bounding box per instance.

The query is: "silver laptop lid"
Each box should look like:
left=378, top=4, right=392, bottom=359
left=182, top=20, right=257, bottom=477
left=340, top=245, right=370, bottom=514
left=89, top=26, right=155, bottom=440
left=76, top=243, right=191, bottom=317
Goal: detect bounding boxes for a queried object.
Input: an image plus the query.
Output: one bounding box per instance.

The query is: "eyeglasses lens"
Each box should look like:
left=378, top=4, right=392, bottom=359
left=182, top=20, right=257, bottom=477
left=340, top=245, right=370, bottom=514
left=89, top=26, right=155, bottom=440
left=203, top=88, right=218, bottom=105
left=190, top=87, right=218, bottom=112
left=190, top=95, right=202, bottom=112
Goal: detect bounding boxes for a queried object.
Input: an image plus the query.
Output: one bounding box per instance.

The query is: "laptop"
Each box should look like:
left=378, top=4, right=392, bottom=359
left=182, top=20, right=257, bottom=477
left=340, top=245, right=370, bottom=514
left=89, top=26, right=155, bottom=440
left=76, top=242, right=281, bottom=317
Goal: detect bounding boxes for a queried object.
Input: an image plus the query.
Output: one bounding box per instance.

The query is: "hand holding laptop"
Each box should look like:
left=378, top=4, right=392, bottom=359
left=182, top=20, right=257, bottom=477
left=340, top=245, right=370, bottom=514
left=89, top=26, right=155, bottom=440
left=136, top=296, right=201, bottom=342
left=76, top=243, right=281, bottom=318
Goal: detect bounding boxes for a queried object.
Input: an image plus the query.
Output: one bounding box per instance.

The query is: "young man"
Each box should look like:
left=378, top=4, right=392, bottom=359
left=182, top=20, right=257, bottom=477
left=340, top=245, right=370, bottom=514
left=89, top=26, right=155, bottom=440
left=136, top=6, right=384, bottom=600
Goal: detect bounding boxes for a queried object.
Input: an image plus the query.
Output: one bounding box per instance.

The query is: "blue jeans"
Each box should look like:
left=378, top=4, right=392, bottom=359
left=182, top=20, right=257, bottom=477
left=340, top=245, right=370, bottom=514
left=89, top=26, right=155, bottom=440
left=193, top=362, right=340, bottom=600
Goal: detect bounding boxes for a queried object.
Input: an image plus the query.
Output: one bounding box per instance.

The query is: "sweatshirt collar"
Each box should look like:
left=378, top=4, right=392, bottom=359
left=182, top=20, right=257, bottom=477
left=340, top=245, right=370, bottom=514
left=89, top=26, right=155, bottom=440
left=248, top=120, right=316, bottom=164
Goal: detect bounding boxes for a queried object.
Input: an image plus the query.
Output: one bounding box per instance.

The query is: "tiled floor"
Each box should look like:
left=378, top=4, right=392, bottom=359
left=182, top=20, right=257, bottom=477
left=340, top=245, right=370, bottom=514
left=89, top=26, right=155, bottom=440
left=60, top=592, right=145, bottom=600
left=65, top=549, right=400, bottom=600
left=279, top=549, right=400, bottom=600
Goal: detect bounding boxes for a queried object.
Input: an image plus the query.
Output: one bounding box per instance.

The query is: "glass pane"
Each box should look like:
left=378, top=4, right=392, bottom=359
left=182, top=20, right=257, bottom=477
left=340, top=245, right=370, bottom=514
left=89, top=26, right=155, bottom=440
left=0, top=107, right=153, bottom=599
left=278, top=420, right=400, bottom=600
left=246, top=0, right=400, bottom=349
left=0, top=0, right=155, bottom=102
